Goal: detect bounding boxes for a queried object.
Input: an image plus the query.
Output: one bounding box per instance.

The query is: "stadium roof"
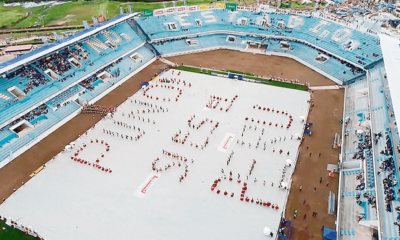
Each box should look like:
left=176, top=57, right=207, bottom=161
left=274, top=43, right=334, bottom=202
left=378, top=34, right=400, bottom=123
left=3, top=44, right=33, bottom=52
left=0, top=13, right=138, bottom=75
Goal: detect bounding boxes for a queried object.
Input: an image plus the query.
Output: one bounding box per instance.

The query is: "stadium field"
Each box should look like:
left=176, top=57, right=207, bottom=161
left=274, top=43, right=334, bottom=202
left=0, top=50, right=342, bottom=240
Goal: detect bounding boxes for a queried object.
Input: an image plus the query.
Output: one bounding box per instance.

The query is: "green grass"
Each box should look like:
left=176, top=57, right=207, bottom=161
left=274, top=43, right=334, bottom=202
left=0, top=29, right=76, bottom=40
left=132, top=2, right=164, bottom=12
left=176, top=65, right=228, bottom=76
left=224, top=69, right=254, bottom=76
left=1, top=1, right=132, bottom=29
left=0, top=221, right=37, bottom=240
left=176, top=65, right=308, bottom=91
left=280, top=1, right=315, bottom=9
left=0, top=4, right=27, bottom=28
left=249, top=76, right=308, bottom=91
left=1, top=0, right=313, bottom=29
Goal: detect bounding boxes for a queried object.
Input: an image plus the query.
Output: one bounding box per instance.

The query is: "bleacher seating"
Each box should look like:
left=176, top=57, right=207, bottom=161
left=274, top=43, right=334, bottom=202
left=0, top=17, right=153, bottom=162
left=368, top=66, right=400, bottom=239
left=46, top=85, right=83, bottom=109
left=136, top=9, right=382, bottom=67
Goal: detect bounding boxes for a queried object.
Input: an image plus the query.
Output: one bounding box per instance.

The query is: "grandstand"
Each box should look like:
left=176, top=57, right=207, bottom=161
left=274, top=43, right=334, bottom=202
left=0, top=3, right=399, bottom=240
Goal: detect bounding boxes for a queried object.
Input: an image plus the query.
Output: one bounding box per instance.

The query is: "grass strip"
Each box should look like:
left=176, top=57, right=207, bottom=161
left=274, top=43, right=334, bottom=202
left=175, top=65, right=308, bottom=91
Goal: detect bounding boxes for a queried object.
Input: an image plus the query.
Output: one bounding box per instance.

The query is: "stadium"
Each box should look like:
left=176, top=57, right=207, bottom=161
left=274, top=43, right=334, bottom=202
left=0, top=3, right=397, bottom=240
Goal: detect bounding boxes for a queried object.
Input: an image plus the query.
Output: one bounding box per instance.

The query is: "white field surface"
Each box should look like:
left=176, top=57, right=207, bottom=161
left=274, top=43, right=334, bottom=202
left=0, top=70, right=310, bottom=240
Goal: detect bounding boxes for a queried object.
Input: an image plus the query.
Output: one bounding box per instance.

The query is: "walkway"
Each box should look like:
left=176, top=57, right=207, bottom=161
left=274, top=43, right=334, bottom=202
left=309, top=85, right=340, bottom=90
left=159, top=58, right=177, bottom=67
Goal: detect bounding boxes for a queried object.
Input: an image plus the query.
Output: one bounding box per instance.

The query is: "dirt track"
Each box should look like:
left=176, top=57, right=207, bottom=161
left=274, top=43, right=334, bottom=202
left=0, top=50, right=343, bottom=240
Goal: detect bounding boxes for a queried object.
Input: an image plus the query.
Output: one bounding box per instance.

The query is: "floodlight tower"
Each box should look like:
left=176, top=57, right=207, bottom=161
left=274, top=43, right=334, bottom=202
left=314, top=2, right=319, bottom=11
left=92, top=17, right=99, bottom=26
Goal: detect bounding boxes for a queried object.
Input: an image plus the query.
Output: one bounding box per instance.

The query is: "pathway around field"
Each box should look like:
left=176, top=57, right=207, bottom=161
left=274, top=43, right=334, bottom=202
left=309, top=85, right=340, bottom=90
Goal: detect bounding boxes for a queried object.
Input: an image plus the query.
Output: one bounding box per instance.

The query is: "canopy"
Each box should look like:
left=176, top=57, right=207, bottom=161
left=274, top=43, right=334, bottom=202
left=286, top=159, right=293, bottom=164
left=140, top=81, right=150, bottom=87
left=64, top=145, right=72, bottom=151
left=379, top=34, right=400, bottom=127
left=263, top=226, right=272, bottom=236
left=322, top=227, right=337, bottom=240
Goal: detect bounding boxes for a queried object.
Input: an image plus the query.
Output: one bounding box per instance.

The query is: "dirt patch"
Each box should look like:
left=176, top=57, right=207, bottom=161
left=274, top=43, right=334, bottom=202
left=167, top=50, right=336, bottom=86
left=56, top=21, right=67, bottom=26
left=285, top=88, right=343, bottom=239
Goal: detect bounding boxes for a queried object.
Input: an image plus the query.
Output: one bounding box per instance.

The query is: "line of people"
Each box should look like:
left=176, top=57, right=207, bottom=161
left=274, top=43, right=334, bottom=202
left=103, top=128, right=144, bottom=141
left=159, top=149, right=194, bottom=182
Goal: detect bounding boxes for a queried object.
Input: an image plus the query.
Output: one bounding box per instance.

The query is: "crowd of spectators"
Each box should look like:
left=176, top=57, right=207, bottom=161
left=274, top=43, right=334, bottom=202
left=17, top=67, right=49, bottom=94
left=0, top=104, right=48, bottom=131
left=378, top=133, right=397, bottom=213
left=79, top=58, right=123, bottom=91
left=79, top=74, right=98, bottom=91
left=70, top=44, right=89, bottom=61
left=5, top=66, right=49, bottom=94
left=38, top=49, right=73, bottom=76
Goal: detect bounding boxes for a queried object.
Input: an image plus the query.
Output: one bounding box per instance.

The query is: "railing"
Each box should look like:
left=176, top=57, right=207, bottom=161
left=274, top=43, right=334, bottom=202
left=365, top=69, right=383, bottom=240
left=336, top=86, right=347, bottom=236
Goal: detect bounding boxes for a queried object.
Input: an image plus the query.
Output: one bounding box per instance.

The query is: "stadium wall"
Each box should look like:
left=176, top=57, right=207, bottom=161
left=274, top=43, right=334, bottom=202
left=0, top=57, right=157, bottom=170
left=160, top=45, right=246, bottom=57
left=150, top=30, right=366, bottom=70
left=265, top=51, right=343, bottom=85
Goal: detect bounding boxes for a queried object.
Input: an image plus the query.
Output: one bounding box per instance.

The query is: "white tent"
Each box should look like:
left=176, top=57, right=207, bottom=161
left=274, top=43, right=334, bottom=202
left=299, top=116, right=305, bottom=122
left=360, top=120, right=371, bottom=128
left=285, top=159, right=293, bottom=165
left=63, top=145, right=72, bottom=152
left=263, top=226, right=272, bottom=236
left=356, top=129, right=364, bottom=135
left=280, top=182, right=289, bottom=189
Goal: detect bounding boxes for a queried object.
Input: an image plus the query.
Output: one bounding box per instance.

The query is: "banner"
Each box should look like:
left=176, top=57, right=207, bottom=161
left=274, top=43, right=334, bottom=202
left=199, top=4, right=209, bottom=10
left=141, top=9, right=153, bottom=17
left=217, top=133, right=235, bottom=152
left=216, top=3, right=225, bottom=9
left=226, top=3, right=238, bottom=10
left=153, top=9, right=165, bottom=16
left=177, top=6, right=187, bottom=12
left=133, top=172, right=161, bottom=198
left=165, top=7, right=176, bottom=14
left=188, top=5, right=199, bottom=11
